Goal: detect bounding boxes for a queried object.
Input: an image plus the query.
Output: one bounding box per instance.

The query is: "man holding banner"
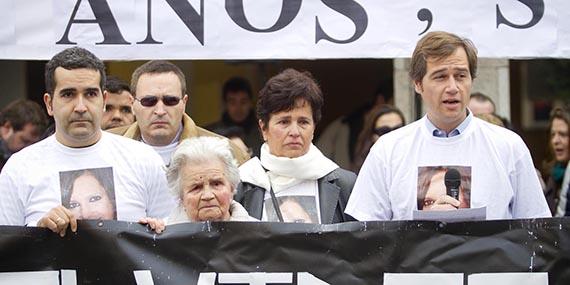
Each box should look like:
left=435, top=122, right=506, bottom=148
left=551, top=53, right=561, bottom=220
left=0, top=47, right=174, bottom=236
left=345, top=31, right=551, bottom=221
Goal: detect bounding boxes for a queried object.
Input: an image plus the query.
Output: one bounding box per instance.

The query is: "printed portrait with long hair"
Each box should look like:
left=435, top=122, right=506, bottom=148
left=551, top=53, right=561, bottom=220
left=417, top=166, right=471, bottom=211
left=60, top=167, right=117, bottom=220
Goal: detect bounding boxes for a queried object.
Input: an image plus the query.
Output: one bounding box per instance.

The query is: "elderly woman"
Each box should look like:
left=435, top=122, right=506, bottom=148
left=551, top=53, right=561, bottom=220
left=234, top=68, right=356, bottom=224
left=140, top=136, right=255, bottom=232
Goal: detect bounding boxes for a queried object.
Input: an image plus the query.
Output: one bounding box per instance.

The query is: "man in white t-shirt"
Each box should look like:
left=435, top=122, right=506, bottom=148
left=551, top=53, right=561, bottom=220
left=0, top=47, right=174, bottom=236
left=345, top=31, right=551, bottom=221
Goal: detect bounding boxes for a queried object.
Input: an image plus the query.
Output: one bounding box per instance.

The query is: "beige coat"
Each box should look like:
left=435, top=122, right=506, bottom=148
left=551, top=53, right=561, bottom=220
left=107, top=114, right=250, bottom=165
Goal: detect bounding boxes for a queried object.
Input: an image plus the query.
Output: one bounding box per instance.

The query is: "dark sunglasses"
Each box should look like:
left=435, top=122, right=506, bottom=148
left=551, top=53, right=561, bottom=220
left=136, top=95, right=181, bottom=107
left=373, top=125, right=403, bottom=137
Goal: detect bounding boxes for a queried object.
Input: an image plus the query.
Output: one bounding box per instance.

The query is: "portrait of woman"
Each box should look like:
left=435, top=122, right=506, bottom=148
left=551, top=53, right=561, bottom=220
left=60, top=167, right=116, bottom=220
left=417, top=166, right=471, bottom=211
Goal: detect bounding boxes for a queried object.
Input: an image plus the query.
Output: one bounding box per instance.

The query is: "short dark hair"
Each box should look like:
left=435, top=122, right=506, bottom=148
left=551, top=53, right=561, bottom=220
left=0, top=99, right=48, bottom=133
left=131, top=60, right=186, bottom=97
left=410, top=31, right=478, bottom=82
left=105, top=75, right=131, bottom=94
left=257, top=68, right=323, bottom=129
left=222, top=77, right=253, bottom=101
left=470, top=92, right=495, bottom=108
left=45, top=47, right=106, bottom=95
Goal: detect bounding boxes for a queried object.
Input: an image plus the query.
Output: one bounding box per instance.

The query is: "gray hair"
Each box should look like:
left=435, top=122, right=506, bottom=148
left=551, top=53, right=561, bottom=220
left=166, top=137, right=240, bottom=200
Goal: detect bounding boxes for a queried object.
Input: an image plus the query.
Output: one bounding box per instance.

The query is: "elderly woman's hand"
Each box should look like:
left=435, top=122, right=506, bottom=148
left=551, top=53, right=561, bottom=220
left=138, top=217, right=166, bottom=234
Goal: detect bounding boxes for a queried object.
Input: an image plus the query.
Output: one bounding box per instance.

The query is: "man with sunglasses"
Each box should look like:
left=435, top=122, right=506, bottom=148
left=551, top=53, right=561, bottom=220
left=0, top=47, right=174, bottom=235
left=109, top=60, right=249, bottom=165
left=346, top=31, right=550, bottom=221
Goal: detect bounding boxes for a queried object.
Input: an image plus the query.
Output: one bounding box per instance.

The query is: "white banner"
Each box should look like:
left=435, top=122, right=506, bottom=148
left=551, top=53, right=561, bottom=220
left=0, top=0, right=569, bottom=60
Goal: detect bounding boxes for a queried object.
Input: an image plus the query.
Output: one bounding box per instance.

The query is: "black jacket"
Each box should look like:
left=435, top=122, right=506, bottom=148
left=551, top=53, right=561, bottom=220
left=234, top=168, right=357, bottom=224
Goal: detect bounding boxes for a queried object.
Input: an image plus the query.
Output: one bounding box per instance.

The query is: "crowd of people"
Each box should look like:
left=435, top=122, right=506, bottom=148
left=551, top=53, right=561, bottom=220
left=0, top=30, right=566, bottom=236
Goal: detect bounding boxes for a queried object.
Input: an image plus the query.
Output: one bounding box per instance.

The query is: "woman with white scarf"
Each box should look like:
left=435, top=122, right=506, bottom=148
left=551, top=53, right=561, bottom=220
left=234, top=68, right=356, bottom=224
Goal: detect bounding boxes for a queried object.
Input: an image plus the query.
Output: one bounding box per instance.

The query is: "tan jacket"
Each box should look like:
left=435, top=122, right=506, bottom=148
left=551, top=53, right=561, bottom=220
left=107, top=114, right=250, bottom=165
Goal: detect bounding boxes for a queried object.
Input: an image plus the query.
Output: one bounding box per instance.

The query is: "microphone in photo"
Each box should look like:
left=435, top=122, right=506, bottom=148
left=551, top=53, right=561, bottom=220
left=444, top=168, right=461, bottom=201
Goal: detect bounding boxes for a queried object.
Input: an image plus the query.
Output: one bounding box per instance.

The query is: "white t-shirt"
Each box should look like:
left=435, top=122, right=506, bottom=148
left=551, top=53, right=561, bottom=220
left=345, top=116, right=551, bottom=221
left=0, top=132, right=174, bottom=225
left=152, top=140, right=178, bottom=166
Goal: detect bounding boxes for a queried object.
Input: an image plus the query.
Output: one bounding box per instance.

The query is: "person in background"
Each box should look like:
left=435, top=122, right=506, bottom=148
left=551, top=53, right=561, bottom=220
left=140, top=137, right=256, bottom=233
left=101, top=76, right=135, bottom=130
left=555, top=159, right=570, bottom=217
left=215, top=126, right=252, bottom=157
left=352, top=105, right=406, bottom=173
left=206, top=77, right=263, bottom=157
left=468, top=92, right=495, bottom=115
left=542, top=107, right=570, bottom=214
left=317, top=82, right=393, bottom=169
left=235, top=68, right=356, bottom=224
left=0, top=99, right=47, bottom=171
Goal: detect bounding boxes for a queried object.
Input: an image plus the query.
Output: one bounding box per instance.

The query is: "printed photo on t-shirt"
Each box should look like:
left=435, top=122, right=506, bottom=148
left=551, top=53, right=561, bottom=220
left=417, top=166, right=471, bottom=211
left=265, top=196, right=319, bottom=223
left=59, top=167, right=117, bottom=220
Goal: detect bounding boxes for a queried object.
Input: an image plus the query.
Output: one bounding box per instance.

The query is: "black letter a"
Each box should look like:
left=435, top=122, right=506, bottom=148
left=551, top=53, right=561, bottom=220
left=57, top=0, right=129, bottom=45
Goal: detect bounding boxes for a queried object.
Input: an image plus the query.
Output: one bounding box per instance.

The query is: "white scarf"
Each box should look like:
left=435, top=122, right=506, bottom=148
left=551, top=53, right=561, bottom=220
left=240, top=143, right=338, bottom=193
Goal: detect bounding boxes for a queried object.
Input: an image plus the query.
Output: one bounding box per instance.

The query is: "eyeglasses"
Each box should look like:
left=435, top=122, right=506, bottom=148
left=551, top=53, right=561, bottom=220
left=373, top=125, right=403, bottom=137
left=135, top=95, right=181, bottom=107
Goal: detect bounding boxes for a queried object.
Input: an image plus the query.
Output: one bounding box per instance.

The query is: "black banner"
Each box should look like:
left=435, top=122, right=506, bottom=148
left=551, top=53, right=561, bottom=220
left=0, top=218, right=569, bottom=284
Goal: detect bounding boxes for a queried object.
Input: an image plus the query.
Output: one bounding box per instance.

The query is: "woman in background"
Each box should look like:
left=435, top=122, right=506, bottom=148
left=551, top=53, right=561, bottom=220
left=542, top=107, right=570, bottom=214
left=352, top=105, right=405, bottom=173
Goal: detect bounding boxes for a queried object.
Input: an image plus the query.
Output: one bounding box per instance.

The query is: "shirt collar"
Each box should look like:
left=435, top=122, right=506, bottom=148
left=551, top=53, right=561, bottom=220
left=425, top=109, right=472, bottom=138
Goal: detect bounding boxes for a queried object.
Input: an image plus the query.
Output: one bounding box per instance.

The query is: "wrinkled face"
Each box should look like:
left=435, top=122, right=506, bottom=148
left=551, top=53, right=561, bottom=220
left=260, top=100, right=315, bottom=158
left=69, top=173, right=115, bottom=220
left=372, top=112, right=404, bottom=142
left=133, top=72, right=188, bottom=146
left=43, top=68, right=106, bottom=148
left=414, top=47, right=472, bottom=132
left=226, top=91, right=252, bottom=123
left=180, top=160, right=233, bottom=222
left=551, top=118, right=570, bottom=163
left=468, top=98, right=495, bottom=115
left=101, top=91, right=135, bottom=130
left=1, top=123, right=41, bottom=152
